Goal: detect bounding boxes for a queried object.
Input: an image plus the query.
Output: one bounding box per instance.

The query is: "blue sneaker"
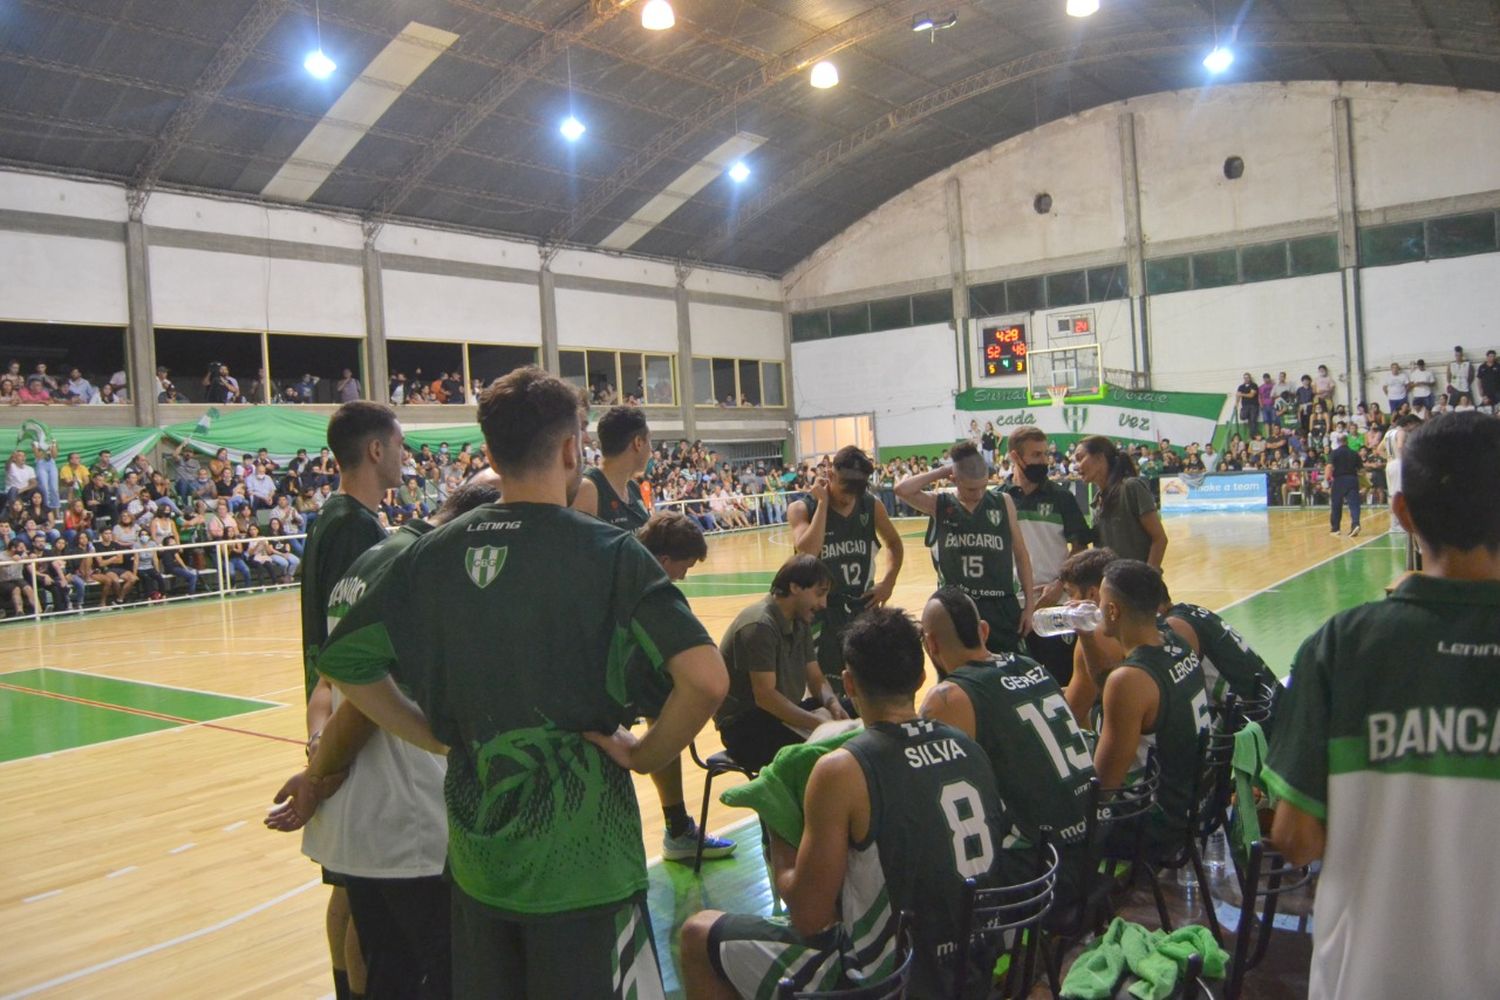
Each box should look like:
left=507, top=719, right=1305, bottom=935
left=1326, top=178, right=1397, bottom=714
left=662, top=821, right=736, bottom=862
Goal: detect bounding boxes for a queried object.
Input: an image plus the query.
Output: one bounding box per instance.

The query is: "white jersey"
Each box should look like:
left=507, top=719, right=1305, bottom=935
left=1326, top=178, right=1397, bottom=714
left=1448, top=360, right=1474, bottom=394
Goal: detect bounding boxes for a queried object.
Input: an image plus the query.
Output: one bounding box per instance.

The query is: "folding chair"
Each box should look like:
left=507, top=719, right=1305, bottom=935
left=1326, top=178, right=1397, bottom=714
left=687, top=739, right=757, bottom=873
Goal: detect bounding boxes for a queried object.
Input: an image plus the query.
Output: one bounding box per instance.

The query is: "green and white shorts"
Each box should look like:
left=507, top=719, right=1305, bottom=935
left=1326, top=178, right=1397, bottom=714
left=709, top=913, right=852, bottom=1000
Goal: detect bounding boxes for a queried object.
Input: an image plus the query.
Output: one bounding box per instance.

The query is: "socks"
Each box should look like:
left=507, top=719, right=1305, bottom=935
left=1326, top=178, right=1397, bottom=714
left=333, top=969, right=350, bottom=1000
left=663, top=802, right=692, bottom=838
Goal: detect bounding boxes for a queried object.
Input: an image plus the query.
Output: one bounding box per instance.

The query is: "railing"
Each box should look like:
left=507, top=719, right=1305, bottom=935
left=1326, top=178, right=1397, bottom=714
left=649, top=490, right=798, bottom=531
left=0, top=532, right=309, bottom=624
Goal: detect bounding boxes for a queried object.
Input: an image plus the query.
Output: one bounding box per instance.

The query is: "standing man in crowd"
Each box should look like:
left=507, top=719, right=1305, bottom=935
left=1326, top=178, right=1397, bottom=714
left=895, top=441, right=1036, bottom=654
left=1409, top=359, right=1436, bottom=414
left=1477, top=349, right=1500, bottom=409
left=1325, top=435, right=1364, bottom=538
left=301, top=401, right=404, bottom=1000
left=1267, top=412, right=1500, bottom=999
left=713, top=554, right=841, bottom=772
left=1447, top=346, right=1476, bottom=407
left=1236, top=373, right=1260, bottom=435
left=573, top=406, right=737, bottom=863
left=317, top=367, right=727, bottom=998
left=1384, top=361, right=1409, bottom=414
left=1002, top=425, right=1091, bottom=684
left=789, top=445, right=904, bottom=695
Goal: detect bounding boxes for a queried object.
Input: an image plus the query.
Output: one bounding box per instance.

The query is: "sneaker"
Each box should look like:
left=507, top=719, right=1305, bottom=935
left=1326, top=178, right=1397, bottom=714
left=1350, top=524, right=1362, bottom=537
left=1330, top=529, right=1341, bottom=537
left=662, top=821, right=737, bottom=862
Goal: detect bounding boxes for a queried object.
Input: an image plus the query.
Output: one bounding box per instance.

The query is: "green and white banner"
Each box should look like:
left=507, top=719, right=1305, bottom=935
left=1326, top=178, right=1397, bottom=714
left=954, top=384, right=1227, bottom=450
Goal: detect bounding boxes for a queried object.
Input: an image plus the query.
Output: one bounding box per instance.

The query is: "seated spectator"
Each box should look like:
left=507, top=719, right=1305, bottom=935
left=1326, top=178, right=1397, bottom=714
left=0, top=377, right=19, bottom=405
left=264, top=518, right=300, bottom=582
left=245, top=463, right=277, bottom=511
left=245, top=523, right=289, bottom=584
left=222, top=522, right=252, bottom=588
left=6, top=450, right=37, bottom=507
left=91, top=526, right=138, bottom=605
left=97, top=382, right=123, bottom=405
left=62, top=499, right=92, bottom=543
left=148, top=507, right=198, bottom=595
left=336, top=368, right=361, bottom=403
left=18, top=375, right=54, bottom=403
left=63, top=368, right=96, bottom=404
left=389, top=373, right=408, bottom=405
left=0, top=538, right=38, bottom=617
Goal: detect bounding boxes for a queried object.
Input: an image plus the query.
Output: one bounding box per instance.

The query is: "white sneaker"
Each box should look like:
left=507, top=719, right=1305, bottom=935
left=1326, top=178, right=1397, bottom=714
left=1350, top=524, right=1362, bottom=537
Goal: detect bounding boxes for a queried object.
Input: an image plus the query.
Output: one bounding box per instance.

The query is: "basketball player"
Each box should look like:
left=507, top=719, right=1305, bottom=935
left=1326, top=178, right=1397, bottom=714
left=1001, top=425, right=1092, bottom=684
left=267, top=474, right=502, bottom=1000
left=894, top=441, right=1036, bottom=654
left=1267, top=412, right=1500, bottom=1000
left=919, top=588, right=1094, bottom=903
left=574, top=409, right=736, bottom=862
left=788, top=446, right=904, bottom=692
left=680, top=606, right=1029, bottom=999
left=302, top=401, right=404, bottom=1000
left=1093, top=560, right=1210, bottom=853
left=316, top=367, right=727, bottom=999
left=1159, top=583, right=1276, bottom=708
left=1056, top=548, right=1123, bottom=726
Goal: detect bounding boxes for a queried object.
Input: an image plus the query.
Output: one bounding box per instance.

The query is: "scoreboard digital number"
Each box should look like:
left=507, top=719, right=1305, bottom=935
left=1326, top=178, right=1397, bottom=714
left=981, top=322, right=1027, bottom=376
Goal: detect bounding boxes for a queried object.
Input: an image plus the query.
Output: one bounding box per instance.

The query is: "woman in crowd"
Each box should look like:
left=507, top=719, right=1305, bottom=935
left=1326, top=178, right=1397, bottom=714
left=1073, top=435, right=1169, bottom=569
left=113, top=510, right=140, bottom=547
left=52, top=535, right=88, bottom=610
left=0, top=377, right=19, bottom=405
left=62, top=498, right=92, bottom=543
left=149, top=507, right=198, bottom=595
left=221, top=522, right=252, bottom=589
left=29, top=535, right=70, bottom=612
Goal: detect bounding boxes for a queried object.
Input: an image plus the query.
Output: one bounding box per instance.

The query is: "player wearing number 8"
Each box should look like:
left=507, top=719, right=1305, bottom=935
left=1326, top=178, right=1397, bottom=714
left=680, top=606, right=1031, bottom=999
left=1092, top=560, right=1210, bottom=854
left=919, top=588, right=1095, bottom=905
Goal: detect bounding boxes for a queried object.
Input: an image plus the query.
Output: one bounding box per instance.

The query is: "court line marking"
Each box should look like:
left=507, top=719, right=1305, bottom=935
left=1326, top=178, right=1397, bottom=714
left=0, top=665, right=283, bottom=707
left=0, top=682, right=305, bottom=748
left=222, top=820, right=246, bottom=833
left=168, top=842, right=195, bottom=855
left=105, top=866, right=138, bottom=879
left=0, top=878, right=322, bottom=1000
left=21, top=890, right=62, bottom=904
left=1213, top=530, right=1393, bottom=615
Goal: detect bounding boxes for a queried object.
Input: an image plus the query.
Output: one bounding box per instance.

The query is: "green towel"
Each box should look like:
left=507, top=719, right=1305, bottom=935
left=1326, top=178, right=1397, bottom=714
left=1060, top=918, right=1129, bottom=999
left=1062, top=918, right=1229, bottom=1000
left=719, top=727, right=861, bottom=844
left=1155, top=926, right=1228, bottom=979
left=1230, top=721, right=1270, bottom=864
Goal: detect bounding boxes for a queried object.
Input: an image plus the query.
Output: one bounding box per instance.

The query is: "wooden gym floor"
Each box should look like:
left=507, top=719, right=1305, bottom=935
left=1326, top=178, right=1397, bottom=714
left=0, top=509, right=1401, bottom=998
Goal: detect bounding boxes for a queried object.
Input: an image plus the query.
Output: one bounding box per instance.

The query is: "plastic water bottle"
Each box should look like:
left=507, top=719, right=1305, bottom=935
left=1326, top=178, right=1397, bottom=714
left=1030, top=602, right=1103, bottom=637
left=1202, top=827, right=1230, bottom=881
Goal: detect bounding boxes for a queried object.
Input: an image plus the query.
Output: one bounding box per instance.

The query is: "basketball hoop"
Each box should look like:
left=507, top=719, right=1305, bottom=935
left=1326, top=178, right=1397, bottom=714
left=1047, top=385, right=1069, bottom=408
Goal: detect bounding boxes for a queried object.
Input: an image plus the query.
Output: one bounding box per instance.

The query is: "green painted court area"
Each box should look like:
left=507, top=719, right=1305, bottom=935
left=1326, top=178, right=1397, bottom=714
left=0, top=668, right=278, bottom=762
left=675, top=571, right=777, bottom=598
left=1218, top=535, right=1408, bottom=678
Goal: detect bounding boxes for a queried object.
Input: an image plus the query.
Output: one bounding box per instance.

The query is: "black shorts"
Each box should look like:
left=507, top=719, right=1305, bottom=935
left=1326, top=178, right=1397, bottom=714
left=974, top=595, right=1023, bottom=655
left=450, top=888, right=662, bottom=1000
left=322, top=866, right=348, bottom=887
left=1025, top=630, right=1076, bottom=687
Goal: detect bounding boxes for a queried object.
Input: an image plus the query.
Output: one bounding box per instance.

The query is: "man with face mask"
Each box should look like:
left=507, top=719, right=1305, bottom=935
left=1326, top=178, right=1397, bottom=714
left=895, top=441, right=1036, bottom=654
left=788, top=445, right=905, bottom=695
left=1001, top=425, right=1092, bottom=685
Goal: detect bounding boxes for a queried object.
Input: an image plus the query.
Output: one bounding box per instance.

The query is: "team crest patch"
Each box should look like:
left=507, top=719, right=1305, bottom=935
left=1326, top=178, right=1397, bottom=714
left=860, top=513, right=871, bottom=526
left=465, top=546, right=507, bottom=588
left=987, top=510, right=1002, bottom=526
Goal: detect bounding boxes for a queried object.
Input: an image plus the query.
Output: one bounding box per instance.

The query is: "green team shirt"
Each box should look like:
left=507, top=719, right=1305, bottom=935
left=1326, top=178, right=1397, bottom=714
left=584, top=466, right=649, bottom=531
left=1101, top=638, right=1210, bottom=846
left=1263, top=575, right=1500, bottom=1000
left=925, top=490, right=1015, bottom=600
left=1166, top=602, right=1271, bottom=703
left=1000, top=480, right=1090, bottom=586
left=326, top=521, right=431, bottom=625
left=803, top=493, right=878, bottom=621
left=300, top=493, right=386, bottom=698
left=316, top=502, right=712, bottom=916
left=944, top=655, right=1093, bottom=847
left=842, top=719, right=1031, bottom=999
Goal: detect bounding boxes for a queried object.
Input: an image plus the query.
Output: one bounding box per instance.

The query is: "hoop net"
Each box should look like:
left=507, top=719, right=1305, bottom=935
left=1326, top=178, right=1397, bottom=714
left=1047, top=384, right=1069, bottom=408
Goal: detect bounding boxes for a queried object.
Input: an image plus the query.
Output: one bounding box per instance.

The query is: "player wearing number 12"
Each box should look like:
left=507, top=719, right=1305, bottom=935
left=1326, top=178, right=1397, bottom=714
left=681, top=606, right=1031, bottom=1000
left=895, top=441, right=1036, bottom=654
left=1092, top=560, right=1210, bottom=855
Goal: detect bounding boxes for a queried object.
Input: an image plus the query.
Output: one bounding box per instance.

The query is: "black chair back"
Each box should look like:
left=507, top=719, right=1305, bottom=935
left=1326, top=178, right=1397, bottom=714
left=776, top=912, right=915, bottom=999
left=1224, top=840, right=1314, bottom=1000
left=950, top=833, right=1059, bottom=999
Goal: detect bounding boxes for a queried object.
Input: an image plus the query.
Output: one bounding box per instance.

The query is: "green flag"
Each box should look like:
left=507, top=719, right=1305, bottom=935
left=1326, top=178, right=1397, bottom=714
left=17, top=418, right=51, bottom=450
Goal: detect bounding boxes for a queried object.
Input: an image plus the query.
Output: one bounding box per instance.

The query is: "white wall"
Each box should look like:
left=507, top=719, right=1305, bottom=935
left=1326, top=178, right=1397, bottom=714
left=555, top=288, right=677, bottom=353
left=689, top=301, right=783, bottom=359
left=1145, top=274, right=1346, bottom=394
left=1350, top=84, right=1500, bottom=210
left=792, top=323, right=958, bottom=448
left=149, top=247, right=365, bottom=334
left=143, top=191, right=365, bottom=249
left=1361, top=255, right=1500, bottom=400
left=0, top=172, right=128, bottom=221
left=0, top=231, right=128, bottom=324
left=383, top=270, right=541, bottom=345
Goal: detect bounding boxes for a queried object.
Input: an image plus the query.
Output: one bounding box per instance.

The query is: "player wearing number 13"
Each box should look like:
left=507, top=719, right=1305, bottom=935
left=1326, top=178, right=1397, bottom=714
left=680, top=607, right=1030, bottom=999
left=1092, top=560, right=1209, bottom=854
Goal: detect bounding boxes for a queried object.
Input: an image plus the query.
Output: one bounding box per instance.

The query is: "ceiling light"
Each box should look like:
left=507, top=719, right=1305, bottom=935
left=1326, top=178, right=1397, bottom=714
left=560, top=115, right=586, bottom=141
left=1203, top=46, right=1234, bottom=73
left=809, top=61, right=839, bottom=89
left=913, top=12, right=958, bottom=32
left=1066, top=0, right=1100, bottom=16
left=913, top=14, right=935, bottom=31
left=303, top=49, right=336, bottom=79
left=641, top=0, right=675, bottom=31
left=728, top=161, right=750, bottom=183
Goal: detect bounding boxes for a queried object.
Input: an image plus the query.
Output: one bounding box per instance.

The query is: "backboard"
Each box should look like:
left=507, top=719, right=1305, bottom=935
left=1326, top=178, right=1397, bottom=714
left=1026, top=342, right=1104, bottom=405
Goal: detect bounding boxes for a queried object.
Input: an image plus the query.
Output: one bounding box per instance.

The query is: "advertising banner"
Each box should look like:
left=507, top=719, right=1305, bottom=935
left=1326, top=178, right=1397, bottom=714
left=954, top=384, right=1225, bottom=452
left=1159, top=472, right=1269, bottom=512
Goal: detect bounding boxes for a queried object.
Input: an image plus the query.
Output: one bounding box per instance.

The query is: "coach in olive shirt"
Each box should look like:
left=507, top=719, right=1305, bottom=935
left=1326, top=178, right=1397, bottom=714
left=715, top=555, right=842, bottom=771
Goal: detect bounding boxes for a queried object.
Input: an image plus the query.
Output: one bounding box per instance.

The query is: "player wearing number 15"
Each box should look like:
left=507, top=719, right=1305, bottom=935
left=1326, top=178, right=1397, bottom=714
left=680, top=607, right=1029, bottom=999
left=789, top=446, right=905, bottom=687
left=1092, top=560, right=1209, bottom=854
left=895, top=441, right=1036, bottom=653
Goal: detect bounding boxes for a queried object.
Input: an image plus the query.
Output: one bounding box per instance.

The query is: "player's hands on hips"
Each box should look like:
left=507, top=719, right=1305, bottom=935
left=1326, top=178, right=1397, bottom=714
left=585, top=726, right=642, bottom=772
left=861, top=579, right=895, bottom=609
left=809, top=476, right=830, bottom=505
left=265, top=767, right=346, bottom=832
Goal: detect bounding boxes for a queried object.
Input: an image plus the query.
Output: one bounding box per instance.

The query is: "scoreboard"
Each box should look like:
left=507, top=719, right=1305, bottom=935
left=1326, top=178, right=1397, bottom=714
left=980, top=321, right=1027, bottom=377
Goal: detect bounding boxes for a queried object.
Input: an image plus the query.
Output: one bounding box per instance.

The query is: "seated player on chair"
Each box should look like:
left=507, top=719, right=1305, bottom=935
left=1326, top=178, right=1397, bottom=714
left=681, top=606, right=1032, bottom=999
left=1158, top=582, right=1277, bottom=711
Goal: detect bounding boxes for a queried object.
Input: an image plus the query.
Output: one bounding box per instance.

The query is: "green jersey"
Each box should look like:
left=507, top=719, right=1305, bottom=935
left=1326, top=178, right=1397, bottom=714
left=1264, top=575, right=1500, bottom=1000
left=944, top=655, right=1093, bottom=848
left=584, top=466, right=649, bottom=531
left=842, top=719, right=1030, bottom=999
left=1167, top=602, right=1272, bottom=703
left=300, top=493, right=386, bottom=698
left=1001, top=480, right=1091, bottom=587
left=804, top=493, right=878, bottom=620
left=1099, top=638, right=1210, bottom=847
left=316, top=502, right=712, bottom=916
left=925, top=490, right=1016, bottom=601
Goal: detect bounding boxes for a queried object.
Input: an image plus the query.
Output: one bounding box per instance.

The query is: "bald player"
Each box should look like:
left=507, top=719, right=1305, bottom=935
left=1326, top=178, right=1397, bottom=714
left=919, top=587, right=1094, bottom=902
